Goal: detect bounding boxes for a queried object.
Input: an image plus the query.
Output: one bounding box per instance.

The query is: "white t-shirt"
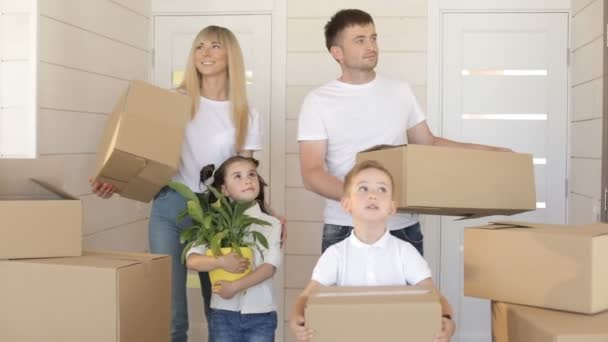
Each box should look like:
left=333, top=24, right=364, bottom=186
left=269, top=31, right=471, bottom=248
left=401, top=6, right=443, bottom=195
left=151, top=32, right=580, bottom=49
left=297, top=75, right=425, bottom=229
left=311, top=229, right=431, bottom=287
left=173, top=96, right=263, bottom=192
left=186, top=203, right=282, bottom=314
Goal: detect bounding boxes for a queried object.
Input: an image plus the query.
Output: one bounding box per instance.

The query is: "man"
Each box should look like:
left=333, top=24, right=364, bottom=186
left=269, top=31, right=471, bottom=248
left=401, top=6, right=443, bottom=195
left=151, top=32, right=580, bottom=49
left=298, top=9, right=509, bottom=254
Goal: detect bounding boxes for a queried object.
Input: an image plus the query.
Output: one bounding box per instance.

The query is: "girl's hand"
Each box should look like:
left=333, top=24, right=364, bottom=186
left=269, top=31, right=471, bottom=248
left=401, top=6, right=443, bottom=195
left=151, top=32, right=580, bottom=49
left=89, top=177, right=117, bottom=199
left=434, top=316, right=455, bottom=342
left=213, top=280, right=239, bottom=299
left=289, top=314, right=313, bottom=341
left=218, top=253, right=249, bottom=273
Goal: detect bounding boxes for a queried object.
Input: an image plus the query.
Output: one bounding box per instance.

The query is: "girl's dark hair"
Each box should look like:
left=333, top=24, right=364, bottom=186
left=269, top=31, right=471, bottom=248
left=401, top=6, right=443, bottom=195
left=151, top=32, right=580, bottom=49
left=200, top=156, right=269, bottom=214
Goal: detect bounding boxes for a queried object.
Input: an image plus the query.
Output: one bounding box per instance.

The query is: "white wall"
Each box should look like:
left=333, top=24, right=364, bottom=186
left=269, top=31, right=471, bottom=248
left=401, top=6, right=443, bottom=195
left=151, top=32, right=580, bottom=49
left=569, top=0, right=604, bottom=223
left=0, top=0, right=152, bottom=253
left=0, top=0, right=36, bottom=157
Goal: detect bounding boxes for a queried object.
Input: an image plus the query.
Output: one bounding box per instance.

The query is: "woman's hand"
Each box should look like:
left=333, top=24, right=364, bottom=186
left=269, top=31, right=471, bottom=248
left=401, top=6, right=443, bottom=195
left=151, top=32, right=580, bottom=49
left=89, top=177, right=117, bottom=199
left=218, top=253, right=249, bottom=273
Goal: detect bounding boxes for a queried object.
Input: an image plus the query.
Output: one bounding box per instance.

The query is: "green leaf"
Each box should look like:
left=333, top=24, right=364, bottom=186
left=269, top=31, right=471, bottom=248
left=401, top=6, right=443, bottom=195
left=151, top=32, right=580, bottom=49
left=168, top=181, right=200, bottom=205
left=231, top=243, right=242, bottom=257
left=202, top=214, right=213, bottom=230
left=210, top=231, right=226, bottom=257
left=176, top=209, right=188, bottom=225
left=179, top=225, right=198, bottom=244
left=250, top=231, right=269, bottom=249
left=181, top=240, right=196, bottom=264
left=187, top=200, right=204, bottom=223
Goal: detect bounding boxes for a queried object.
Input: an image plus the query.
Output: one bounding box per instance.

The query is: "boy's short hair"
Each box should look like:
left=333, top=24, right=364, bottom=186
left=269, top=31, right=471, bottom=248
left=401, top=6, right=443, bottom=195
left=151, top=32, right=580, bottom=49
left=324, top=9, right=374, bottom=51
left=343, top=160, right=394, bottom=195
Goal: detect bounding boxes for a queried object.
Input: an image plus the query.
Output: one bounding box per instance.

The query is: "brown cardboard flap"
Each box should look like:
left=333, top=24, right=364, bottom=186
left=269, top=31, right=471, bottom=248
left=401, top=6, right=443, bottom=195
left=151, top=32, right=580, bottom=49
left=85, top=250, right=167, bottom=262
left=97, top=150, right=148, bottom=183
left=309, top=285, right=438, bottom=305
left=486, top=221, right=608, bottom=237
left=29, top=178, right=78, bottom=200
left=474, top=222, right=534, bottom=230
left=359, top=144, right=407, bottom=153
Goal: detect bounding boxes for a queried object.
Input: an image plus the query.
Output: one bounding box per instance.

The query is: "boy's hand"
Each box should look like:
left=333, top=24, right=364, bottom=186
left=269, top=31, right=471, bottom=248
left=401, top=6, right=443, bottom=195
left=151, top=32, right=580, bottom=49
left=289, top=314, right=313, bottom=341
left=212, top=280, right=239, bottom=299
left=434, top=316, right=455, bottom=342
left=218, top=253, right=249, bottom=273
left=89, top=177, right=117, bottom=199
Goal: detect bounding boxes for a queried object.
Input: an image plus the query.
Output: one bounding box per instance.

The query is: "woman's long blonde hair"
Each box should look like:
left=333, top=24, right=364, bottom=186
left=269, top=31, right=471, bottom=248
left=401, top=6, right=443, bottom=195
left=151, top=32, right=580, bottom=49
left=178, top=25, right=249, bottom=151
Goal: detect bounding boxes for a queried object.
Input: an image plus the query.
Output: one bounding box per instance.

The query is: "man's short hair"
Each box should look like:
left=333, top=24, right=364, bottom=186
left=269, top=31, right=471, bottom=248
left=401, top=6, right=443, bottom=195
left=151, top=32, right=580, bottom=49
left=343, top=160, right=394, bottom=195
left=324, top=9, right=374, bottom=51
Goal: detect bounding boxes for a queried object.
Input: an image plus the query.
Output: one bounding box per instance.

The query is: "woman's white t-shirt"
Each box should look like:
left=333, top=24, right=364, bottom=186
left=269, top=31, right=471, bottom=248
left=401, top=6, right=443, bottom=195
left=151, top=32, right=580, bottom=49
left=173, top=96, right=263, bottom=192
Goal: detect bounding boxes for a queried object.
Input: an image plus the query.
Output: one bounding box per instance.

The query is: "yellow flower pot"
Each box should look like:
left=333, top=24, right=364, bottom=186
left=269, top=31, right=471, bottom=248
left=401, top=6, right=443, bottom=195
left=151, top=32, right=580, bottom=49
left=206, top=246, right=253, bottom=285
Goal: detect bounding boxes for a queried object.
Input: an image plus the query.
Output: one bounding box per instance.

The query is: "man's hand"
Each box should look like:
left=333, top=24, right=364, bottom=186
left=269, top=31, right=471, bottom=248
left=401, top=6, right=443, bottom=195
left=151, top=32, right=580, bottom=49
left=279, top=215, right=287, bottom=247
left=218, top=253, right=249, bottom=273
left=433, top=316, right=455, bottom=342
left=212, top=280, right=240, bottom=299
left=289, top=314, right=314, bottom=341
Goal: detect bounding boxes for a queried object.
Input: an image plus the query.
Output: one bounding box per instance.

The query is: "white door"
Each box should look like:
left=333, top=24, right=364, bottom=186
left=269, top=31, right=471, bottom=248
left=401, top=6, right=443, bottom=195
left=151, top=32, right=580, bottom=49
left=439, top=13, right=568, bottom=342
left=154, top=15, right=273, bottom=342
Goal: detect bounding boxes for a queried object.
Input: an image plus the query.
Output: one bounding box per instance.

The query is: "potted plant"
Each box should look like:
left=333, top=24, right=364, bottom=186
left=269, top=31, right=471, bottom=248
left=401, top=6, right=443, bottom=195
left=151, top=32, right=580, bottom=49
left=168, top=181, right=271, bottom=284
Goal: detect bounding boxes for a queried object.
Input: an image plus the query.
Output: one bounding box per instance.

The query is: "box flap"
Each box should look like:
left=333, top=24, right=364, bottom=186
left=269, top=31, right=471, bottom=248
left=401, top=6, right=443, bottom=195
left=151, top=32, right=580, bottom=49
left=309, top=285, right=438, bottom=305
left=85, top=250, right=168, bottom=262
left=359, top=144, right=407, bottom=153
left=29, top=178, right=78, bottom=200
left=496, top=221, right=608, bottom=237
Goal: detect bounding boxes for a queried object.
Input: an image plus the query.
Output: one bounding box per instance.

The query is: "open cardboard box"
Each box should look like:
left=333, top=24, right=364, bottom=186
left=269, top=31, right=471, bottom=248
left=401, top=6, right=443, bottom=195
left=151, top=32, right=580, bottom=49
left=0, top=178, right=82, bottom=259
left=465, top=221, right=608, bottom=314
left=93, top=80, right=191, bottom=203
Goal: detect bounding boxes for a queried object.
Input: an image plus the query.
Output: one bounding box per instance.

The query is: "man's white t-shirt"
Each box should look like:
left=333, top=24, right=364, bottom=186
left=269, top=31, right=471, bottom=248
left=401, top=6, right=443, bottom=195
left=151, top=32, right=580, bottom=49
left=186, top=203, right=282, bottom=314
left=297, top=75, right=425, bottom=230
left=311, top=229, right=431, bottom=287
left=173, top=96, right=263, bottom=192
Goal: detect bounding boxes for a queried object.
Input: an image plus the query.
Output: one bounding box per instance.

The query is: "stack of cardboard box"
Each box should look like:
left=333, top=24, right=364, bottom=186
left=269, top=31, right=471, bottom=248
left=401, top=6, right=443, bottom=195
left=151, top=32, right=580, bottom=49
left=0, top=178, right=172, bottom=342
left=302, top=145, right=538, bottom=340
left=0, top=80, right=189, bottom=341
left=465, top=221, right=608, bottom=341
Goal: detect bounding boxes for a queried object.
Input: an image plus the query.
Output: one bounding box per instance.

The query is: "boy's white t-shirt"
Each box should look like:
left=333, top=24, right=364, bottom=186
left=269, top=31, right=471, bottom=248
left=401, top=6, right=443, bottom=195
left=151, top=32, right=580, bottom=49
left=186, top=203, right=282, bottom=314
left=311, top=229, right=431, bottom=287
left=297, top=75, right=425, bottom=230
left=173, top=96, right=263, bottom=192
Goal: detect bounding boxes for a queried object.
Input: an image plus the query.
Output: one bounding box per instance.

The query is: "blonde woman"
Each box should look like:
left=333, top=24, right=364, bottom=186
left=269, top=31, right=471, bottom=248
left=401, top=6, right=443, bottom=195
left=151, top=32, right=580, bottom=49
left=91, top=26, right=265, bottom=342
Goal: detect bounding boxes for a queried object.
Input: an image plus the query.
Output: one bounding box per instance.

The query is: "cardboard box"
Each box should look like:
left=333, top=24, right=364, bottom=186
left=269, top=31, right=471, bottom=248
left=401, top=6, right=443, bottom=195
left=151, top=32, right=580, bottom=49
left=94, top=80, right=191, bottom=203
left=306, top=285, right=441, bottom=341
left=492, top=302, right=608, bottom=342
left=356, top=144, right=536, bottom=218
left=0, top=251, right=171, bottom=342
left=0, top=179, right=82, bottom=259
left=465, top=221, right=608, bottom=314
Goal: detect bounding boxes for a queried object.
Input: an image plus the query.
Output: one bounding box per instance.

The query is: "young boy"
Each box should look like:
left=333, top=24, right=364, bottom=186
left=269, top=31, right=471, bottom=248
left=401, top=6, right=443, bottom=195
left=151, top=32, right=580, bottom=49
left=289, top=160, right=455, bottom=342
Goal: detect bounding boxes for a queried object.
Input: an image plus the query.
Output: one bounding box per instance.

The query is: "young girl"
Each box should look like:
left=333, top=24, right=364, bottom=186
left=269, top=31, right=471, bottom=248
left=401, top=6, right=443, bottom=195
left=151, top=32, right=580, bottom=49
left=186, top=156, right=281, bottom=342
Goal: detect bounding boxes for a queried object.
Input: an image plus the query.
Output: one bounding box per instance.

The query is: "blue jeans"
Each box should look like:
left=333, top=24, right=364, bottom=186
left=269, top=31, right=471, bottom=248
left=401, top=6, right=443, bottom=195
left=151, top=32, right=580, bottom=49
left=321, top=222, right=424, bottom=255
left=209, top=309, right=277, bottom=342
left=149, top=186, right=212, bottom=342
